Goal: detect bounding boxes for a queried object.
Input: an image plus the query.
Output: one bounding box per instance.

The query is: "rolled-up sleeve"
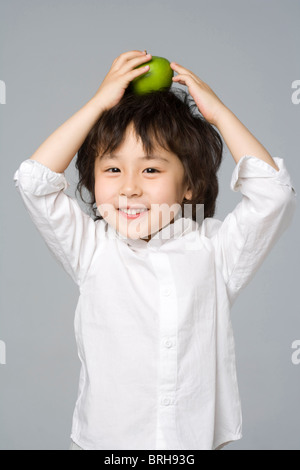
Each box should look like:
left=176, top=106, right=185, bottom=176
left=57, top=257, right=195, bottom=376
left=13, top=159, right=99, bottom=286
left=206, top=155, right=297, bottom=305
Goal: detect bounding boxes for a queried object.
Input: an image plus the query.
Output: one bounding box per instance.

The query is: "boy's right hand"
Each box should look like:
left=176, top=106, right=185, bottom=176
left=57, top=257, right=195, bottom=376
left=93, top=50, right=152, bottom=111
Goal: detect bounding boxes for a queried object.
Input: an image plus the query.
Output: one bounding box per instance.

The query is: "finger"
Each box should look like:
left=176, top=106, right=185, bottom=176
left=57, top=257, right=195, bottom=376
left=122, top=53, right=152, bottom=74
left=172, top=73, right=191, bottom=84
left=173, top=74, right=197, bottom=89
left=170, top=62, right=189, bottom=71
left=116, top=50, right=147, bottom=64
left=172, top=76, right=186, bottom=86
left=173, top=79, right=187, bottom=86
left=170, top=62, right=197, bottom=79
left=128, top=64, right=150, bottom=81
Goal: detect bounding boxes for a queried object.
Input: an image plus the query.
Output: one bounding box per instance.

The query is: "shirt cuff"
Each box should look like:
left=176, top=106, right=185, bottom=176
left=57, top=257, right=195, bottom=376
left=13, top=159, right=70, bottom=196
left=230, top=155, right=297, bottom=195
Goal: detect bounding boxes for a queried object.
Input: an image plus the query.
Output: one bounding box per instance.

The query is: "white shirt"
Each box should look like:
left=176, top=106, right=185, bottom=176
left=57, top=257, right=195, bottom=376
left=13, top=155, right=297, bottom=450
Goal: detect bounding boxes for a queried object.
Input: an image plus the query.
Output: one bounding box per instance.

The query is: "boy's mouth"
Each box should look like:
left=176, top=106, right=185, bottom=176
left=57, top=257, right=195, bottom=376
left=118, top=208, right=149, bottom=220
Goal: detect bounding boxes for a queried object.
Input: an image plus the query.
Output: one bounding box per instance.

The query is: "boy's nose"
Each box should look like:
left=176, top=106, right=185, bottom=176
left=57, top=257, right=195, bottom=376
left=119, top=181, right=142, bottom=198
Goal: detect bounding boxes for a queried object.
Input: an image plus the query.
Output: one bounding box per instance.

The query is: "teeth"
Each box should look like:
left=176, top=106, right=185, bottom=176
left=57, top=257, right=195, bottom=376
left=120, top=208, right=148, bottom=215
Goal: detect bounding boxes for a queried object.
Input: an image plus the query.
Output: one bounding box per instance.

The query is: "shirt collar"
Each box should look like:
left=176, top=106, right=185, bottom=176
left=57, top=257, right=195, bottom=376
left=106, top=211, right=199, bottom=251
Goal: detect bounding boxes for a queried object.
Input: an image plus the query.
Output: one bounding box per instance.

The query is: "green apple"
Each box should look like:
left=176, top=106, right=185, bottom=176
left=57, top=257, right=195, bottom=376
left=129, top=56, right=174, bottom=95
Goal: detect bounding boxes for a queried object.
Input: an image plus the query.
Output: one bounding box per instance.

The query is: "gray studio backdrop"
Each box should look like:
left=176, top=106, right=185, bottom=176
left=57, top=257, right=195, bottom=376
left=1, top=0, right=299, bottom=450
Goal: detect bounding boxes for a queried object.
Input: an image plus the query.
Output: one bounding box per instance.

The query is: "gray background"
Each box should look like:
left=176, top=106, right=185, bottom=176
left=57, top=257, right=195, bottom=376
left=0, top=0, right=299, bottom=450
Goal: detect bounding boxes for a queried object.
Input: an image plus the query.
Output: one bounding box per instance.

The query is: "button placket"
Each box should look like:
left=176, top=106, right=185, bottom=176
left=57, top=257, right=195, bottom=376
left=163, top=287, right=172, bottom=296
left=148, top=251, right=179, bottom=449
left=162, top=397, right=171, bottom=406
left=164, top=339, right=173, bottom=348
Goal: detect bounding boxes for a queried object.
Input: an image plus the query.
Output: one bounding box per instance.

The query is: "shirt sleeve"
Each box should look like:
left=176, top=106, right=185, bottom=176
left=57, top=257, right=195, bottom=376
left=13, top=159, right=100, bottom=287
left=201, top=155, right=297, bottom=306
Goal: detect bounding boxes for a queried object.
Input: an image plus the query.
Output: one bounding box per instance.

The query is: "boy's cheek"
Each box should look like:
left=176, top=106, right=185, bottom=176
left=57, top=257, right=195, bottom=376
left=97, top=202, right=114, bottom=219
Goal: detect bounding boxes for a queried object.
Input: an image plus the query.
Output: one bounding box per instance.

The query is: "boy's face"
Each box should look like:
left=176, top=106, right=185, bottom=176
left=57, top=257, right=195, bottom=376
left=94, top=122, right=192, bottom=242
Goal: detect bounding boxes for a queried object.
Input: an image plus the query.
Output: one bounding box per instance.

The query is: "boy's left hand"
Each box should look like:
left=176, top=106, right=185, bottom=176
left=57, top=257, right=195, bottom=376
left=170, top=62, right=226, bottom=127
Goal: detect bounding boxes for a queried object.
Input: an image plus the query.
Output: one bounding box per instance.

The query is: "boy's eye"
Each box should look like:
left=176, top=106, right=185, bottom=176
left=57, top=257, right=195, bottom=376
left=105, top=168, right=120, bottom=173
left=144, top=168, right=159, bottom=173
left=105, top=168, right=160, bottom=173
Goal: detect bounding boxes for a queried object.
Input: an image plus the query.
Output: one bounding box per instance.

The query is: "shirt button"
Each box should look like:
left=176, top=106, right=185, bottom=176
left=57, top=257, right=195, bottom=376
left=164, top=339, right=173, bottom=348
left=163, top=287, right=172, bottom=296
left=162, top=397, right=170, bottom=406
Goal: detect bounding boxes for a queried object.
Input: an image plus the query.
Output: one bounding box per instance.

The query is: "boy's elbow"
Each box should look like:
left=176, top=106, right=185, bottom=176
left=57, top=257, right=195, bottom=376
left=281, top=184, right=297, bottom=208
left=278, top=184, right=297, bottom=227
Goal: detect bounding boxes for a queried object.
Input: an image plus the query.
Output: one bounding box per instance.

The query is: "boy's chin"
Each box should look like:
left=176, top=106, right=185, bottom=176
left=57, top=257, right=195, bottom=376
left=115, top=220, right=161, bottom=241
left=117, top=225, right=153, bottom=241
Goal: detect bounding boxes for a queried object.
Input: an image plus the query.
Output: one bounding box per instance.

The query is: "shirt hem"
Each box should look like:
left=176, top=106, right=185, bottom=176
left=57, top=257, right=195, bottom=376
left=70, top=433, right=243, bottom=451
left=214, top=433, right=243, bottom=450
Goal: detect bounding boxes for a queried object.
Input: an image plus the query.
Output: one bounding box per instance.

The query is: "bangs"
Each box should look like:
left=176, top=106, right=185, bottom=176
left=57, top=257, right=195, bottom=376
left=95, top=88, right=200, bottom=160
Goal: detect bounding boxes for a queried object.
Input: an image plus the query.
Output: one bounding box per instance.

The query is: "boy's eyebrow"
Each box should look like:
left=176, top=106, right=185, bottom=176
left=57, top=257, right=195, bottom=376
left=100, top=154, right=170, bottom=164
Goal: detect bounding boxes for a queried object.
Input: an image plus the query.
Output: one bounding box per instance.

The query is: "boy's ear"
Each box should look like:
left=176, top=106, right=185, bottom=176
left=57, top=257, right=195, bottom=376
left=183, top=188, right=193, bottom=201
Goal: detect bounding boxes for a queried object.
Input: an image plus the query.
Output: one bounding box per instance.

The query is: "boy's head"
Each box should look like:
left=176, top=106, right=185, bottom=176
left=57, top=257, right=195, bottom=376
left=76, top=88, right=223, bottom=241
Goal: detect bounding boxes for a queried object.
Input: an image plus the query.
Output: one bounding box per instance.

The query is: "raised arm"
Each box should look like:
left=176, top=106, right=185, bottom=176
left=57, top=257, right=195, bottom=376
left=170, top=62, right=279, bottom=171
left=29, top=97, right=107, bottom=173
left=170, top=62, right=296, bottom=305
left=213, top=106, right=279, bottom=171
left=30, top=50, right=152, bottom=173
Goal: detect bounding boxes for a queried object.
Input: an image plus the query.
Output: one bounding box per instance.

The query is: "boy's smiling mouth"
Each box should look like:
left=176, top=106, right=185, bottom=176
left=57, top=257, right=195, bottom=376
left=118, top=207, right=149, bottom=219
